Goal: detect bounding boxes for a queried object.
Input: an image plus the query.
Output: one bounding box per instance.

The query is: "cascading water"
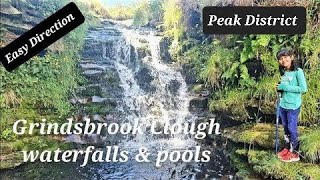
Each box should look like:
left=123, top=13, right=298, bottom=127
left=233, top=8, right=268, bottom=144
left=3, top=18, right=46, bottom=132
left=87, top=26, right=234, bottom=179
left=113, top=29, right=194, bottom=146
left=0, top=22, right=235, bottom=180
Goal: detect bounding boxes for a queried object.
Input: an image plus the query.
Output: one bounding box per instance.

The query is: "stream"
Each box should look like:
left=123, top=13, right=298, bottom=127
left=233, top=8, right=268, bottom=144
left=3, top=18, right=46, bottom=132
left=1, top=21, right=235, bottom=180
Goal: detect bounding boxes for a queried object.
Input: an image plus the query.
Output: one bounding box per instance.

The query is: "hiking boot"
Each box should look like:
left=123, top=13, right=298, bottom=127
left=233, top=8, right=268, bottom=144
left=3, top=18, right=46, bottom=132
left=280, top=151, right=300, bottom=162
left=277, top=148, right=289, bottom=158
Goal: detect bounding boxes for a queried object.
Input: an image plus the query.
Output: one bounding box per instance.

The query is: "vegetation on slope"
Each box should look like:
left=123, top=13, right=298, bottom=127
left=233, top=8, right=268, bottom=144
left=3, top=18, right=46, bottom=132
left=0, top=0, right=107, bottom=169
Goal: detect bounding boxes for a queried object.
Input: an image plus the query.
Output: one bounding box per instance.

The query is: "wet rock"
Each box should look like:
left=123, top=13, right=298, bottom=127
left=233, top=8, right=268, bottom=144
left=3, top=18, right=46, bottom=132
left=100, top=20, right=115, bottom=26
left=181, top=63, right=198, bottom=84
left=137, top=45, right=151, bottom=59
left=66, top=115, right=91, bottom=122
left=91, top=95, right=106, bottom=103
left=21, top=11, right=41, bottom=25
left=130, top=44, right=137, bottom=64
left=105, top=114, right=116, bottom=121
left=82, top=70, right=104, bottom=76
left=102, top=41, right=115, bottom=59
left=81, top=42, right=103, bottom=59
left=82, top=71, right=109, bottom=83
left=80, top=63, right=109, bottom=71
left=78, top=85, right=103, bottom=97
left=24, top=7, right=42, bottom=18
left=69, top=98, right=77, bottom=105
left=0, top=4, right=21, bottom=16
left=69, top=97, right=90, bottom=104
left=0, top=30, right=18, bottom=47
left=167, top=79, right=181, bottom=95
left=139, top=38, right=148, bottom=44
left=198, top=90, right=210, bottom=97
left=65, top=134, right=85, bottom=144
left=82, top=134, right=107, bottom=145
left=91, top=114, right=107, bottom=122
left=1, top=21, right=31, bottom=35
left=159, top=37, right=172, bottom=63
left=135, top=67, right=155, bottom=92
left=189, top=97, right=208, bottom=111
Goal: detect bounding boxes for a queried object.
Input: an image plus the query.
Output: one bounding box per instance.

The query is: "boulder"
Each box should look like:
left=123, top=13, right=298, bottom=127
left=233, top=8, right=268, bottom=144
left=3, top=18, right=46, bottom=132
left=181, top=63, right=198, bottom=84
left=159, top=37, right=172, bottom=63
left=166, top=79, right=181, bottom=95
left=137, top=45, right=151, bottom=59
left=189, top=97, right=208, bottom=111
left=135, top=67, right=155, bottom=92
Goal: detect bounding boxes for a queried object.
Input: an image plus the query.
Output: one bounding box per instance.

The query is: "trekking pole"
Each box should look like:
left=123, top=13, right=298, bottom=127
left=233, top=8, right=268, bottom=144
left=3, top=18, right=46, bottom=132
left=275, top=92, right=281, bottom=154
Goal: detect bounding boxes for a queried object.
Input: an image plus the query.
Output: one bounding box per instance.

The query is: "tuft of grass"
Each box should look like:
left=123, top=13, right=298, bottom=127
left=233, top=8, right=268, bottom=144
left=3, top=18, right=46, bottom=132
left=210, top=89, right=252, bottom=121
left=247, top=150, right=320, bottom=180
left=1, top=89, right=21, bottom=108
left=253, top=76, right=279, bottom=102
left=300, top=128, right=320, bottom=163
left=300, top=70, right=320, bottom=125
left=301, top=165, right=320, bottom=180
left=199, top=47, right=236, bottom=89
left=191, top=84, right=205, bottom=93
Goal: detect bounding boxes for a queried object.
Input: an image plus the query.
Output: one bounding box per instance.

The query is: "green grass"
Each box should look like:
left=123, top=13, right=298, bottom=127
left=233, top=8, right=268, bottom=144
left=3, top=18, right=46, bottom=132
left=0, top=0, right=101, bottom=170
left=209, top=89, right=252, bottom=121
left=225, top=123, right=309, bottom=150
left=230, top=149, right=256, bottom=179
left=300, top=128, right=320, bottom=163
left=247, top=150, right=320, bottom=180
left=300, top=70, right=320, bottom=125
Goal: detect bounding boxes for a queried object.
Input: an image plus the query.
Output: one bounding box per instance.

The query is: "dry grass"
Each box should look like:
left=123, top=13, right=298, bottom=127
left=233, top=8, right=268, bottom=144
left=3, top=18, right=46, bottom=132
left=2, top=89, right=21, bottom=108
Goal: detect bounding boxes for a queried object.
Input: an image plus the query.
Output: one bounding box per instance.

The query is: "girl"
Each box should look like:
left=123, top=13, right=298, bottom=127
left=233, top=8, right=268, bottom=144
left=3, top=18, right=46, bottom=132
left=276, top=49, right=307, bottom=162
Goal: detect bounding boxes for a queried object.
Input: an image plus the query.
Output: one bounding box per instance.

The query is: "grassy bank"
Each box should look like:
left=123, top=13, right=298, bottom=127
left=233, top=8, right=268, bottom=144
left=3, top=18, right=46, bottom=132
left=0, top=0, right=105, bottom=169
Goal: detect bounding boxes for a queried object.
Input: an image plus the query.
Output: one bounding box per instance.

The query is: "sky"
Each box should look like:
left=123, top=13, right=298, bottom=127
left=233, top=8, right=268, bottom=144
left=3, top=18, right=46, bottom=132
left=101, top=0, right=142, bottom=7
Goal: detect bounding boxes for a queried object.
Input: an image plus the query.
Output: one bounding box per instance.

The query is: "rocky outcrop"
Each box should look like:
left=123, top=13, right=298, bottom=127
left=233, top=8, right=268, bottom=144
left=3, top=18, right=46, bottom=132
left=135, top=67, right=155, bottom=92
left=189, top=97, right=208, bottom=111
left=0, top=4, right=22, bottom=16
left=167, top=79, right=181, bottom=95
left=181, top=63, right=198, bottom=84
left=159, top=37, right=172, bottom=63
left=63, top=24, right=126, bottom=146
left=137, top=45, right=151, bottom=59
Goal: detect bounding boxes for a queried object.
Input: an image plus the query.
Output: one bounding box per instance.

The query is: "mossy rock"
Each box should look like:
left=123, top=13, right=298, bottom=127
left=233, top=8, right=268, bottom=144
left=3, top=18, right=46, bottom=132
left=0, top=136, right=74, bottom=169
left=190, top=84, right=206, bottom=93
left=224, top=123, right=308, bottom=149
left=230, top=149, right=258, bottom=179
left=78, top=85, right=103, bottom=97
left=82, top=103, right=114, bottom=114
left=224, top=123, right=277, bottom=149
left=0, top=152, right=24, bottom=169
left=137, top=45, right=151, bottom=59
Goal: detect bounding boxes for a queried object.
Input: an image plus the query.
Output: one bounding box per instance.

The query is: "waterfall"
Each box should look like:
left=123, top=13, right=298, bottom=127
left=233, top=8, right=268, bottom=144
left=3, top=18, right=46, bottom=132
left=98, top=27, right=196, bottom=149
left=0, top=22, right=235, bottom=180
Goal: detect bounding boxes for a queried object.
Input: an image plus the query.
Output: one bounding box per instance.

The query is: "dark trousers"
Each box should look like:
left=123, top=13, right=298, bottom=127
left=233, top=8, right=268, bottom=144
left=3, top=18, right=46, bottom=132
left=279, top=106, right=300, bottom=151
